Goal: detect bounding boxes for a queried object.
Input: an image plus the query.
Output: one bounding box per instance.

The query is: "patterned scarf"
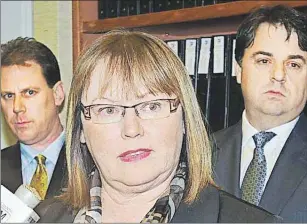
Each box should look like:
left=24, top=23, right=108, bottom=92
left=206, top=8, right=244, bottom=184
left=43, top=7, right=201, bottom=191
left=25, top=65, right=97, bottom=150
left=74, top=162, right=187, bottom=223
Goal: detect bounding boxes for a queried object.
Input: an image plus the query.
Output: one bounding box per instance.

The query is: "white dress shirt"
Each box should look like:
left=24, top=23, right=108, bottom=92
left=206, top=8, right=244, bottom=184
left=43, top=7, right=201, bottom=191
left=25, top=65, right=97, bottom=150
left=240, top=111, right=299, bottom=188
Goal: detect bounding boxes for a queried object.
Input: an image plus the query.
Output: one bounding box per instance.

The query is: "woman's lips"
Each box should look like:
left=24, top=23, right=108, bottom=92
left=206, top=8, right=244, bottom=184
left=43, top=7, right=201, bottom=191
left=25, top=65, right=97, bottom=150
left=118, top=148, right=152, bottom=162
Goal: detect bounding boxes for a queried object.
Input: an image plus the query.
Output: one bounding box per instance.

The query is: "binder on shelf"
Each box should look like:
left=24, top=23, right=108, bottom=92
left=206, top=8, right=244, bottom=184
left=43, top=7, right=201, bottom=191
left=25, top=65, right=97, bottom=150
left=214, top=0, right=234, bottom=4
left=196, top=37, right=212, bottom=121
left=119, top=0, right=138, bottom=16
left=223, top=34, right=235, bottom=129
left=208, top=35, right=227, bottom=132
left=138, top=0, right=154, bottom=14
left=201, top=0, right=216, bottom=6
left=128, top=0, right=138, bottom=16
left=166, top=39, right=185, bottom=63
left=167, top=0, right=184, bottom=10
left=119, top=0, right=129, bottom=17
left=106, top=0, right=120, bottom=18
left=227, top=34, right=245, bottom=127
left=154, top=0, right=167, bottom=12
left=213, top=35, right=225, bottom=76
left=184, top=0, right=203, bottom=7
left=184, top=38, right=198, bottom=90
left=98, top=0, right=107, bottom=19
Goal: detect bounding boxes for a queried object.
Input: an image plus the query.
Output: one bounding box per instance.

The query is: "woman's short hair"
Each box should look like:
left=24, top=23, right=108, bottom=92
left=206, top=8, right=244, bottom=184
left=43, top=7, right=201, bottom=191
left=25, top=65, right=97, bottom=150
left=63, top=30, right=214, bottom=208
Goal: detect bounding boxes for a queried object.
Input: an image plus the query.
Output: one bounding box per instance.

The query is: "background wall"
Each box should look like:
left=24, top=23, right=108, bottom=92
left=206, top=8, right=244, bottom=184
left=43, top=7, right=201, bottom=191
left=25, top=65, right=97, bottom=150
left=1, top=1, right=73, bottom=149
left=1, top=1, right=33, bottom=148
left=33, top=1, right=73, bottom=125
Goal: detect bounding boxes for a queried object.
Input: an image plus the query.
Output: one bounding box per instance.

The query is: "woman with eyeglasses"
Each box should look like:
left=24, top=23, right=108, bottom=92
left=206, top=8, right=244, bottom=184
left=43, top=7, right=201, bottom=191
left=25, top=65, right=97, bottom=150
left=36, top=30, right=281, bottom=223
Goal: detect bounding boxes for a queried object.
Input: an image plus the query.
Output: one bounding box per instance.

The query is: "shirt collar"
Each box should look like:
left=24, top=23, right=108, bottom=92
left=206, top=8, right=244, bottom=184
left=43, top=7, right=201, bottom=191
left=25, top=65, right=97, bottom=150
left=20, top=130, right=65, bottom=165
left=241, top=110, right=299, bottom=148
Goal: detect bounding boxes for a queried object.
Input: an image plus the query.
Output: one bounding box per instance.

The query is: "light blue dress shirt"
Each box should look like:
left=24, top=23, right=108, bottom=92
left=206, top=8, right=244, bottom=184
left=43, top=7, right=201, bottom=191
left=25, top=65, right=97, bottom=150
left=20, top=131, right=65, bottom=186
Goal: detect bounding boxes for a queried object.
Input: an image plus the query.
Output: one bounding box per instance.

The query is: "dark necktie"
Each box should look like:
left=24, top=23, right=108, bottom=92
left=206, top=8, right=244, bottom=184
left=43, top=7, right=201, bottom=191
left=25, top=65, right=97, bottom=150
left=241, top=131, right=276, bottom=205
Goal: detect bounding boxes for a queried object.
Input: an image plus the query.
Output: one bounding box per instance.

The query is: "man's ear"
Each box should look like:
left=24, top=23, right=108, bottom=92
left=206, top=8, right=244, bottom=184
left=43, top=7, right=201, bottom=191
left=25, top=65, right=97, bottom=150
left=80, top=129, right=86, bottom=144
left=53, top=81, right=65, bottom=106
left=235, top=61, right=242, bottom=84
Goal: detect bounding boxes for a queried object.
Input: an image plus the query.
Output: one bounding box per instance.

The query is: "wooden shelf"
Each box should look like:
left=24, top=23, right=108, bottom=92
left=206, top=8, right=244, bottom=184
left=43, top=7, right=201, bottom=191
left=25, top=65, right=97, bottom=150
left=82, top=1, right=307, bottom=34
left=73, top=0, right=307, bottom=67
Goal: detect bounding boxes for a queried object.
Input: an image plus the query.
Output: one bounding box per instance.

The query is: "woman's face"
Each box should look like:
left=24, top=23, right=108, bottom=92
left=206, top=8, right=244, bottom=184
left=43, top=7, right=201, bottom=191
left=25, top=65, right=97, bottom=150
left=80, top=70, right=184, bottom=193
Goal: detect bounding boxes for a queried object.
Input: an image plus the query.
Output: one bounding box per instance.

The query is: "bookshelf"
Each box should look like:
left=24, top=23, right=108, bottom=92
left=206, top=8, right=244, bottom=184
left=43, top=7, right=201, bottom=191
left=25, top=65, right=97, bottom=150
left=72, top=0, right=307, bottom=66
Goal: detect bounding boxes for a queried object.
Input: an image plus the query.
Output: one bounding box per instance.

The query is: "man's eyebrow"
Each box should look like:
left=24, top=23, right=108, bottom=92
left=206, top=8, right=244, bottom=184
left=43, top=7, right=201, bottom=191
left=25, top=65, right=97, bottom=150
left=0, top=91, right=14, bottom=95
left=251, top=51, right=273, bottom=58
left=20, top=87, right=40, bottom=92
left=288, top=55, right=306, bottom=64
left=1, top=87, right=40, bottom=94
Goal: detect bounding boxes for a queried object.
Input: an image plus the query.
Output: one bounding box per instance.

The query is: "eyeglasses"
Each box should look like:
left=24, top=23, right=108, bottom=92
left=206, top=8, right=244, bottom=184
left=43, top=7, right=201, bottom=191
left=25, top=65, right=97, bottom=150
left=81, top=98, right=180, bottom=124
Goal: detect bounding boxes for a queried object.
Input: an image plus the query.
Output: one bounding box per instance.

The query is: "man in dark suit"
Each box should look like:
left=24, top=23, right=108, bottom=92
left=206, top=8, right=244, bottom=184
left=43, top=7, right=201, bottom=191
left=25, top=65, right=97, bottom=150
left=1, top=37, right=66, bottom=200
left=213, top=5, right=307, bottom=222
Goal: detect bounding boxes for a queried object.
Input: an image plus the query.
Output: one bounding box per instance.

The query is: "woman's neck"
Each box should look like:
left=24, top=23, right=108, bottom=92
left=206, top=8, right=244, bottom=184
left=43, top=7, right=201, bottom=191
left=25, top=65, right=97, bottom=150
left=101, top=177, right=172, bottom=223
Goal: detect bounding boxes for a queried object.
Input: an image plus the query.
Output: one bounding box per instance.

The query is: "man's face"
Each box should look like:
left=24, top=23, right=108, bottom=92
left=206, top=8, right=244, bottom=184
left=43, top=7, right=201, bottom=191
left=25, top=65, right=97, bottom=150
left=237, top=23, right=307, bottom=126
left=1, top=61, right=64, bottom=149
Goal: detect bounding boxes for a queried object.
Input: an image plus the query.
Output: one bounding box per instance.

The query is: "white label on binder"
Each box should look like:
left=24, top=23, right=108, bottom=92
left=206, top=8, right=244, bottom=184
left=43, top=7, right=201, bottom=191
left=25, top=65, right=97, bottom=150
left=213, top=36, right=225, bottom=74
left=232, top=39, right=236, bottom=77
left=198, top=37, right=211, bottom=74
left=167, top=41, right=179, bottom=56
left=185, top=39, right=197, bottom=75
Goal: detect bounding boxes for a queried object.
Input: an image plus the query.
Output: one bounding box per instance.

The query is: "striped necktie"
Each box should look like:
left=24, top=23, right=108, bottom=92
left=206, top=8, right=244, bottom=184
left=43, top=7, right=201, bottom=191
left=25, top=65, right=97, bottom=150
left=241, top=131, right=276, bottom=205
left=30, top=154, right=48, bottom=199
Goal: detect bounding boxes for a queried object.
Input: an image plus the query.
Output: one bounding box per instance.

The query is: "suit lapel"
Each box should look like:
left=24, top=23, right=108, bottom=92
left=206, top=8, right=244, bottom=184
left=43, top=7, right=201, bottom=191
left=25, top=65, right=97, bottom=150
left=260, top=115, right=307, bottom=215
left=46, top=145, right=67, bottom=199
left=1, top=144, right=23, bottom=192
left=214, top=121, right=242, bottom=197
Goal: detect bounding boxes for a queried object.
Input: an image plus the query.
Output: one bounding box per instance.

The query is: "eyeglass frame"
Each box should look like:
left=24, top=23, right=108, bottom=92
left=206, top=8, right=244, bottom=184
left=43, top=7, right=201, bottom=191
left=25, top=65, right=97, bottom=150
left=80, top=98, right=181, bottom=124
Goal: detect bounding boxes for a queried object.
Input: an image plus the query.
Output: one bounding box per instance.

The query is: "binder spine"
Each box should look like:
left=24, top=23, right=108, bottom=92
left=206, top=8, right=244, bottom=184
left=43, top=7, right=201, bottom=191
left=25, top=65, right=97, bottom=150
left=185, top=38, right=198, bottom=91
left=194, top=38, right=201, bottom=93
left=205, top=38, right=214, bottom=122
left=223, top=35, right=233, bottom=129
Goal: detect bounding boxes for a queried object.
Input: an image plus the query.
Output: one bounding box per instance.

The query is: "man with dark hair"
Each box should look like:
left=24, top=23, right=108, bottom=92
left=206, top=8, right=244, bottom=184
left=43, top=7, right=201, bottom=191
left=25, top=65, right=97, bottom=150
left=214, top=5, right=307, bottom=222
left=1, top=37, right=66, bottom=200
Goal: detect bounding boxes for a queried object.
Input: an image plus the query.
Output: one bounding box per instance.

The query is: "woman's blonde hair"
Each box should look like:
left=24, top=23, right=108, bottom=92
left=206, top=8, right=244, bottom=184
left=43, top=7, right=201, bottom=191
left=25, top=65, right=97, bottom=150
left=62, top=29, right=214, bottom=208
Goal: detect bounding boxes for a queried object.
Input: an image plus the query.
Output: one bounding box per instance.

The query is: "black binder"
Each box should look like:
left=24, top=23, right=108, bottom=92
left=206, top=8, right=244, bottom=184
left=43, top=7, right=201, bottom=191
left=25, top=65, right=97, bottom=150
left=128, top=0, right=138, bottom=15
left=185, top=0, right=204, bottom=7
left=119, top=0, right=129, bottom=17
left=214, top=0, right=233, bottom=3
left=208, top=35, right=227, bottom=132
left=201, top=0, right=215, bottom=6
left=166, top=39, right=185, bottom=63
left=119, top=0, right=138, bottom=16
left=184, top=38, right=198, bottom=90
left=227, top=34, right=245, bottom=127
left=98, top=0, right=107, bottom=19
left=154, top=0, right=167, bottom=12
left=196, top=37, right=212, bottom=122
left=138, top=0, right=153, bottom=14
left=106, top=0, right=120, bottom=18
left=167, top=0, right=184, bottom=10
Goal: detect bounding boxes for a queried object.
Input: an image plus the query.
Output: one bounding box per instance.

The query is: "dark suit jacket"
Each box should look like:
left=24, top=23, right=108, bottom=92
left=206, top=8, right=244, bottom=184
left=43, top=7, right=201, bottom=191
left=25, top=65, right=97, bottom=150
left=1, top=143, right=67, bottom=199
left=35, top=184, right=281, bottom=223
left=213, top=114, right=307, bottom=222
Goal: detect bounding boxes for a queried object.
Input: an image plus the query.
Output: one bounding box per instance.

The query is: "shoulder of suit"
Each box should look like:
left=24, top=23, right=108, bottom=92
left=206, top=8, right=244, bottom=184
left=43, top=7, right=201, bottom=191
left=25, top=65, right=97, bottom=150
left=1, top=143, right=19, bottom=158
left=210, top=121, right=241, bottom=151
left=214, top=121, right=241, bottom=139
left=218, top=190, right=282, bottom=223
